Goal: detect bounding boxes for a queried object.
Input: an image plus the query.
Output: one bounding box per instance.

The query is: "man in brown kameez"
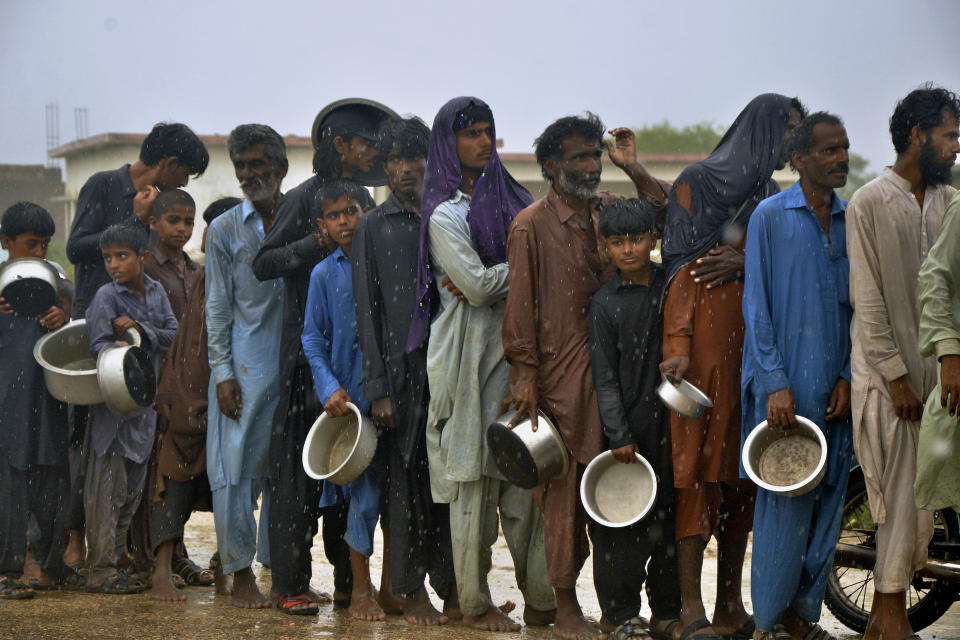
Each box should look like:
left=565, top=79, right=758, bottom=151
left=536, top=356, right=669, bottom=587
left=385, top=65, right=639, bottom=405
left=503, top=114, right=670, bottom=640
left=659, top=94, right=804, bottom=640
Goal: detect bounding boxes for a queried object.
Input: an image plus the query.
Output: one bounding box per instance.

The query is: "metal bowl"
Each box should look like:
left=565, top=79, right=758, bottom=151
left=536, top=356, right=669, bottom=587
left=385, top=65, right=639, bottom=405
left=581, top=451, right=658, bottom=528
left=657, top=376, right=713, bottom=418
left=96, top=334, right=156, bottom=417
left=34, top=319, right=102, bottom=404
left=742, top=415, right=827, bottom=497
left=302, top=402, right=378, bottom=485
left=487, top=411, right=569, bottom=489
left=0, top=258, right=60, bottom=317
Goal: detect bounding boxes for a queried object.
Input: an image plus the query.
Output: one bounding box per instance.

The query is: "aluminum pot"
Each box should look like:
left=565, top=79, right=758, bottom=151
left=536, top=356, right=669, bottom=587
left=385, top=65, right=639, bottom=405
left=0, top=258, right=60, bottom=317
left=487, top=411, right=569, bottom=490
left=580, top=451, right=658, bottom=528
left=302, top=402, right=378, bottom=485
left=742, top=415, right=827, bottom=497
left=33, top=319, right=102, bottom=404
left=657, top=375, right=713, bottom=418
left=96, top=329, right=156, bottom=416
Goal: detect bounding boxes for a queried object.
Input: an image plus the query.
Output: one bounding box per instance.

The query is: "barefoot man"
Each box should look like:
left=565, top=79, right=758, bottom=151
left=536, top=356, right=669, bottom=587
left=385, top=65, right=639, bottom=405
left=205, top=125, right=287, bottom=609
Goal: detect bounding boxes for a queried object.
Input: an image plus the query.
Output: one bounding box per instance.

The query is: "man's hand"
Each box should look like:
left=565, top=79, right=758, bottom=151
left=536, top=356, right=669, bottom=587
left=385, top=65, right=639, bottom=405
left=40, top=306, right=67, bottom=330
left=507, top=372, right=539, bottom=431
left=940, top=355, right=960, bottom=419
left=825, top=378, right=851, bottom=421
left=133, top=185, right=159, bottom=222
left=216, top=380, right=243, bottom=420
left=440, top=276, right=465, bottom=301
left=659, top=355, right=690, bottom=384
left=371, top=397, right=396, bottom=428
left=611, top=443, right=639, bottom=464
left=767, top=388, right=797, bottom=429
left=112, top=315, right=142, bottom=338
left=0, top=297, right=12, bottom=315
left=324, top=388, right=352, bottom=418
left=605, top=128, right=637, bottom=170
left=889, top=375, right=924, bottom=422
left=690, top=245, right=745, bottom=289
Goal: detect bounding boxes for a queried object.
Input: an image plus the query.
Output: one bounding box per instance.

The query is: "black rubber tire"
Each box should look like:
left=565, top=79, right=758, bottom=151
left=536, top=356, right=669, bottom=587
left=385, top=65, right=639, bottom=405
left=824, top=468, right=960, bottom=633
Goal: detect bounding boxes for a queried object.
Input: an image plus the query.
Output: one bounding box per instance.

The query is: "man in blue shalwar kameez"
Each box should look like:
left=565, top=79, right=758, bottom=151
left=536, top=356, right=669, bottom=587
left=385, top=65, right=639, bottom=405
left=740, top=113, right=853, bottom=640
left=206, top=125, right=286, bottom=609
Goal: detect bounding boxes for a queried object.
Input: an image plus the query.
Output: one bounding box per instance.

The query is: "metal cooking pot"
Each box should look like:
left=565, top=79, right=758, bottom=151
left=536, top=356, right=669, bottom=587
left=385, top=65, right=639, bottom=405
left=741, top=415, right=827, bottom=497
left=581, top=450, right=658, bottom=527
left=34, top=319, right=102, bottom=404
left=487, top=411, right=569, bottom=489
left=657, top=375, right=713, bottom=418
left=0, top=258, right=61, bottom=317
left=96, top=331, right=156, bottom=416
left=302, top=402, right=378, bottom=485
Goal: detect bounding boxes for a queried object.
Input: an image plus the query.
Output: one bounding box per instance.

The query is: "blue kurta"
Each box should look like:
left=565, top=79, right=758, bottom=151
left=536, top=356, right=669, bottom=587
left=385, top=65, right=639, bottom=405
left=740, top=181, right=854, bottom=630
left=205, top=200, right=284, bottom=491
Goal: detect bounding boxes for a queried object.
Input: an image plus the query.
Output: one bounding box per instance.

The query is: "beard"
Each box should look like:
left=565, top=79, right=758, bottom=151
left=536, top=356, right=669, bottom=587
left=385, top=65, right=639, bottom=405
left=557, top=167, right=600, bottom=200
left=919, top=139, right=955, bottom=187
left=241, top=173, right=280, bottom=202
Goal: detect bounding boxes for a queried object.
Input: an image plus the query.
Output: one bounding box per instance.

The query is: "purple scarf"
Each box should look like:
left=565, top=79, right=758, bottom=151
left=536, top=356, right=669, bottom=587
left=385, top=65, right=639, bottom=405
left=406, top=96, right=533, bottom=352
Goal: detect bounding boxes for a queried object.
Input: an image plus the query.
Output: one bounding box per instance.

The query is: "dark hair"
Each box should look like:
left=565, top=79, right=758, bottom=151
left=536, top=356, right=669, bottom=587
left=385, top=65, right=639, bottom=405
left=1, top=202, right=55, bottom=239
left=313, top=131, right=349, bottom=178
left=202, top=197, right=242, bottom=225
left=139, top=122, right=209, bottom=176
left=152, top=189, right=196, bottom=219
left=791, top=97, right=808, bottom=119
left=890, top=85, right=960, bottom=155
left=99, top=222, right=148, bottom=255
left=379, top=117, right=430, bottom=160
left=786, top=112, right=845, bottom=170
left=534, top=113, right=605, bottom=183
left=227, top=124, right=287, bottom=167
left=454, top=103, right=493, bottom=132
left=315, top=179, right=370, bottom=211
left=598, top=198, right=655, bottom=237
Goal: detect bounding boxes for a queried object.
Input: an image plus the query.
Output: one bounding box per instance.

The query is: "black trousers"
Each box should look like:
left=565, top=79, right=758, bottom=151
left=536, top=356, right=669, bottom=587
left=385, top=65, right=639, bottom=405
left=0, top=462, right=68, bottom=580
left=383, top=428, right=455, bottom=599
left=64, top=406, right=87, bottom=531
left=269, top=364, right=351, bottom=596
left=590, top=500, right=681, bottom=627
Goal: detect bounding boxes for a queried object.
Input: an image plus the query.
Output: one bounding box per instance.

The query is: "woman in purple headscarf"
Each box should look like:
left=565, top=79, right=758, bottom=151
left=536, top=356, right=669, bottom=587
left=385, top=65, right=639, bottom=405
left=413, top=97, right=556, bottom=631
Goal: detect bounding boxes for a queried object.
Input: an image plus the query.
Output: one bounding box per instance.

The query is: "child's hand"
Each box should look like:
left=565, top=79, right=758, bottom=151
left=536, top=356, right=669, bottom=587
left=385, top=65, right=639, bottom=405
left=0, top=297, right=12, bottom=315
left=40, top=306, right=67, bottom=330
left=611, top=443, right=639, bottom=464
left=324, top=389, right=352, bottom=418
left=112, top=315, right=142, bottom=338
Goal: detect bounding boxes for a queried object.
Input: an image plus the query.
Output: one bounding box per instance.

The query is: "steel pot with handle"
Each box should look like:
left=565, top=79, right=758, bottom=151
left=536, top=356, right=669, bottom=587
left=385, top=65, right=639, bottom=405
left=0, top=257, right=61, bottom=317
left=487, top=410, right=569, bottom=489
left=33, top=319, right=102, bottom=404
left=96, top=329, right=156, bottom=416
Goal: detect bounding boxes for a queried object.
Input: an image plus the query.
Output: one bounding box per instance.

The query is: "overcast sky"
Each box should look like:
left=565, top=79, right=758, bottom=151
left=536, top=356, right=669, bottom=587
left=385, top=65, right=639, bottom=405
left=3, top=0, right=959, bottom=173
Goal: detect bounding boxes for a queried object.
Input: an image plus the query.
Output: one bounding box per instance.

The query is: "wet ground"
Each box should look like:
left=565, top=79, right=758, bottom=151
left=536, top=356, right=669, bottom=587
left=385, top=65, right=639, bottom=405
left=3, top=510, right=960, bottom=639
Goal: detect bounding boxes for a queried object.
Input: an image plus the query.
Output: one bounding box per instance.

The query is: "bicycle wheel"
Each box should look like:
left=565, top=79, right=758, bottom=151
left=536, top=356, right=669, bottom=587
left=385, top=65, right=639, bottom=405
left=824, top=469, right=960, bottom=633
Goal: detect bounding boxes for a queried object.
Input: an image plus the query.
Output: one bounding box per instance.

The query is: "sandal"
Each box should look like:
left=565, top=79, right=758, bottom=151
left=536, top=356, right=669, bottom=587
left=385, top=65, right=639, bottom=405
left=85, top=573, right=147, bottom=595
left=799, top=624, right=837, bottom=640
left=679, top=618, right=723, bottom=640
left=173, top=557, right=215, bottom=586
left=720, top=617, right=756, bottom=640
left=25, top=577, right=58, bottom=591
left=0, top=575, right=35, bottom=600
left=650, top=618, right=681, bottom=640
left=60, top=567, right=87, bottom=591
left=754, top=624, right=791, bottom=640
left=277, top=594, right=320, bottom=616
left=612, top=617, right=654, bottom=640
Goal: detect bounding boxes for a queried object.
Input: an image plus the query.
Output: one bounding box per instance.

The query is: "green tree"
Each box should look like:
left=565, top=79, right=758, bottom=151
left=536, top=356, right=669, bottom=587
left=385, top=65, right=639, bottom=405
left=633, top=120, right=725, bottom=155
left=836, top=152, right=876, bottom=201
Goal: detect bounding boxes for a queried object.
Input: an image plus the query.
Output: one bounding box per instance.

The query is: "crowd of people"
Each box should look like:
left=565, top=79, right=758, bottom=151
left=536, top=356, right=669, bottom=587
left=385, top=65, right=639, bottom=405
left=1, top=85, right=959, bottom=640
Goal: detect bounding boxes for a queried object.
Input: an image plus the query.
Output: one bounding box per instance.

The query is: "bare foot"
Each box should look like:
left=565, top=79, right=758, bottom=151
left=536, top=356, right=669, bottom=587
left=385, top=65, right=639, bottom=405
left=350, top=586, right=386, bottom=621
left=309, top=588, right=333, bottom=604
left=404, top=586, right=448, bottom=625
left=463, top=604, right=521, bottom=632
left=214, top=563, right=233, bottom=596
left=553, top=611, right=605, bottom=640
left=151, top=573, right=186, bottom=602
left=22, top=549, right=42, bottom=581
left=378, top=586, right=404, bottom=615
left=231, top=568, right=270, bottom=609
left=64, top=530, right=85, bottom=568
left=525, top=605, right=558, bottom=626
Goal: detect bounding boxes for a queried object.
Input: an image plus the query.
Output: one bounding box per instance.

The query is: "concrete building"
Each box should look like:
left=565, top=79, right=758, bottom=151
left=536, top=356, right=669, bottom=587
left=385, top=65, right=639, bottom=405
left=49, top=131, right=798, bottom=259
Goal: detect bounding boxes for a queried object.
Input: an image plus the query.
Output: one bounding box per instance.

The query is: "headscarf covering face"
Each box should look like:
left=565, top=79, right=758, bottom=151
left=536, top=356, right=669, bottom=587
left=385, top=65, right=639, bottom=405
left=407, top=96, right=534, bottom=352
left=661, top=93, right=795, bottom=283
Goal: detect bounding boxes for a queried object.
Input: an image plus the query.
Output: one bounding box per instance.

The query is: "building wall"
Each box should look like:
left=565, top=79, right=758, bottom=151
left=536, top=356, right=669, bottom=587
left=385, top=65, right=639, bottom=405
left=0, top=165, right=68, bottom=245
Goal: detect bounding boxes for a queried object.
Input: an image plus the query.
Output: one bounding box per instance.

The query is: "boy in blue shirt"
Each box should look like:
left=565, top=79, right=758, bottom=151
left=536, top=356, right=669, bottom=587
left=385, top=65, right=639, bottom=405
left=84, top=222, right=177, bottom=594
left=0, top=202, right=72, bottom=599
left=302, top=179, right=384, bottom=620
